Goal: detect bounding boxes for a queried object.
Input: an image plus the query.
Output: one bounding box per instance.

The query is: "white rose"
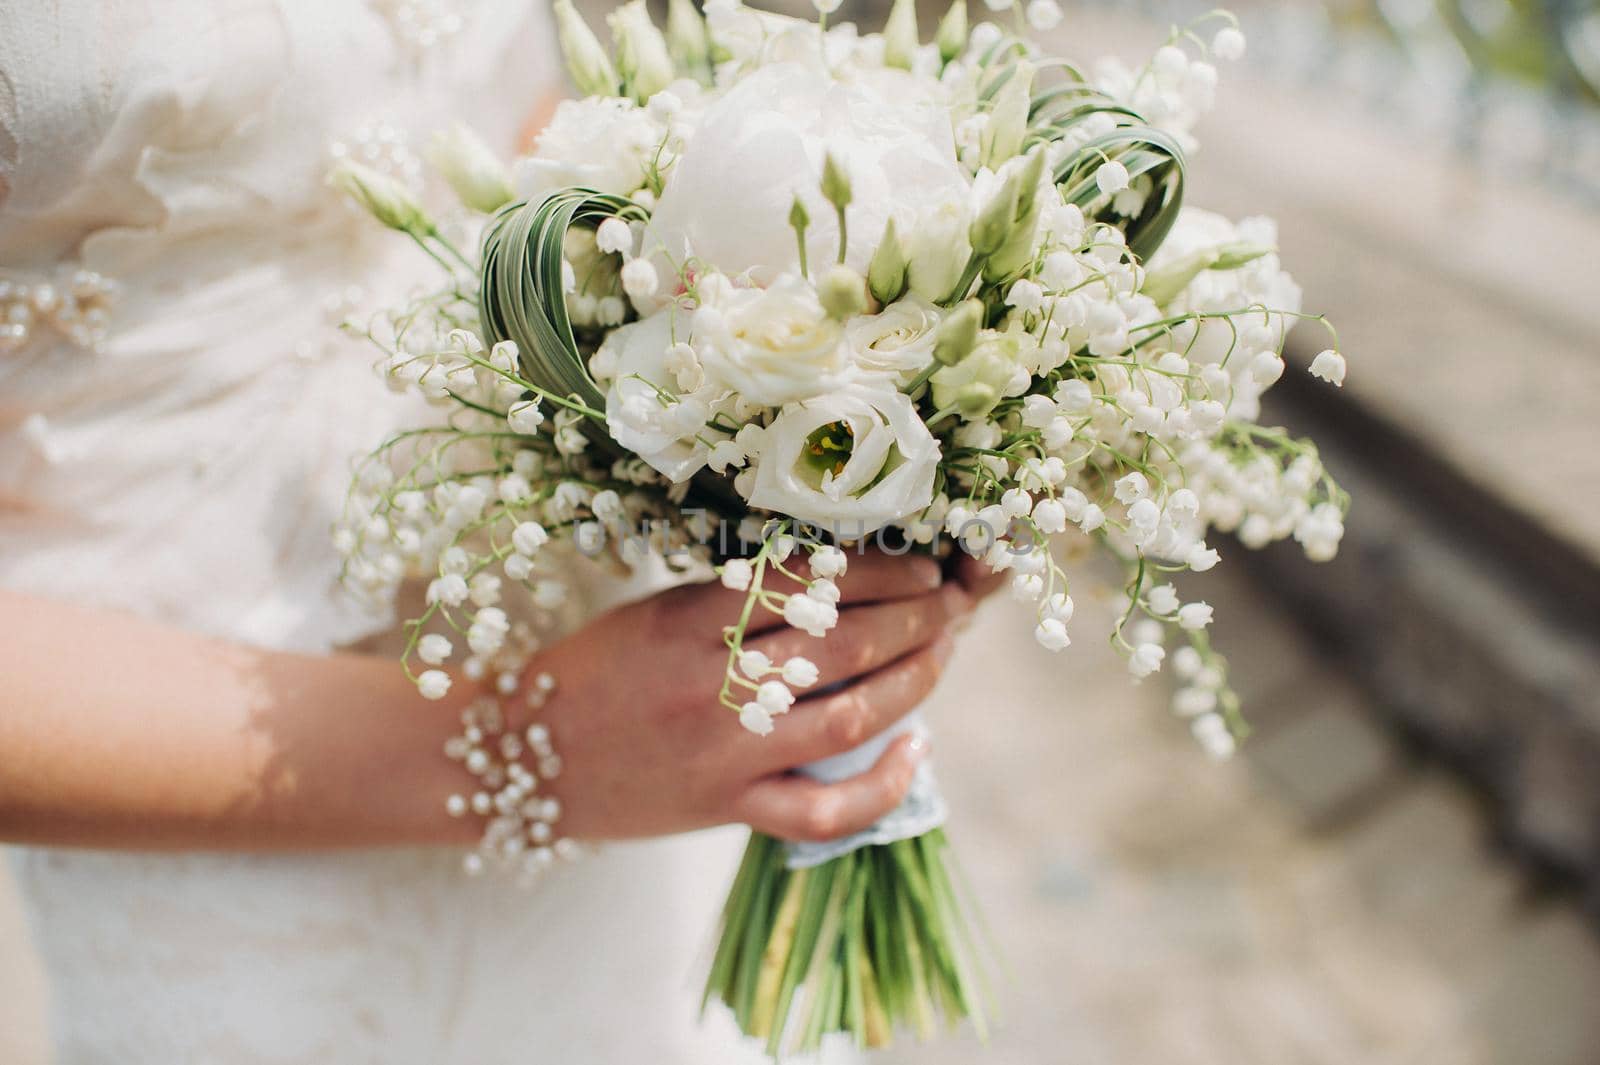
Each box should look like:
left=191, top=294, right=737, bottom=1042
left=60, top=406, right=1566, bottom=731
left=749, top=380, right=940, bottom=534
left=844, top=297, right=941, bottom=379
left=602, top=312, right=714, bottom=483
left=694, top=274, right=851, bottom=406
left=644, top=61, right=969, bottom=286
left=515, top=98, right=663, bottom=203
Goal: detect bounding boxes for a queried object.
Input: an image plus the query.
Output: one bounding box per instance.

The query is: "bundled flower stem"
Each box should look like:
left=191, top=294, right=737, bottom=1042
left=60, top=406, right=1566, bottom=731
left=706, top=829, right=988, bottom=1056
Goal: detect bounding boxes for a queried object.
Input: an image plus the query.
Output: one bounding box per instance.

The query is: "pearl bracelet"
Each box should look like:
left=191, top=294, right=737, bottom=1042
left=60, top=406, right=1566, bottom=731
left=443, top=669, right=579, bottom=881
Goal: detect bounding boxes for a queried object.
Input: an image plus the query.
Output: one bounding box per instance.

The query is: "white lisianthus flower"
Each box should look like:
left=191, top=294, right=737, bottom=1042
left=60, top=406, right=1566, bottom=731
left=645, top=61, right=969, bottom=285
left=602, top=312, right=714, bottom=482
left=693, top=275, right=851, bottom=406
left=516, top=97, right=663, bottom=202
left=844, top=297, right=941, bottom=378
left=749, top=380, right=940, bottom=534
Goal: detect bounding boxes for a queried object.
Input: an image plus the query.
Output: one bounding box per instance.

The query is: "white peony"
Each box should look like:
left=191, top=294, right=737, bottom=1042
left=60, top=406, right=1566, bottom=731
left=844, top=297, right=941, bottom=379
left=693, top=274, right=852, bottom=406
left=644, top=61, right=968, bottom=286
left=749, top=380, right=940, bottom=534
left=516, top=98, right=663, bottom=203
left=601, top=312, right=715, bottom=482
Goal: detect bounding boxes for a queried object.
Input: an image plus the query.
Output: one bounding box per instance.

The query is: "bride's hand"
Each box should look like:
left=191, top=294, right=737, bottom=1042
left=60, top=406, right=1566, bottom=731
left=531, top=552, right=972, bottom=844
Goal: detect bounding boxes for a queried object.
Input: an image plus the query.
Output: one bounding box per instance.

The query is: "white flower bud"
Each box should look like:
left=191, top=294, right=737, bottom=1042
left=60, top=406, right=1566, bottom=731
left=883, top=0, right=919, bottom=71
left=512, top=521, right=550, bottom=556
left=1095, top=159, right=1130, bottom=195
left=1026, top=0, right=1062, bottom=31
left=782, top=657, right=821, bottom=688
left=981, top=60, right=1033, bottom=167
left=596, top=218, right=633, bottom=256
left=809, top=545, right=848, bottom=579
left=1146, top=583, right=1180, bottom=615
left=427, top=574, right=469, bottom=607
left=609, top=0, right=675, bottom=102
left=1034, top=618, right=1071, bottom=651
left=1128, top=642, right=1166, bottom=679
left=328, top=159, right=428, bottom=233
left=740, top=702, right=775, bottom=736
left=417, top=669, right=452, bottom=700
left=1011, top=573, right=1044, bottom=601
left=756, top=680, right=795, bottom=715
left=1113, top=472, right=1149, bottom=503
left=554, top=0, right=620, bottom=97
left=426, top=124, right=513, bottom=214
left=1309, top=348, right=1346, bottom=386
left=1043, top=592, right=1074, bottom=622
left=417, top=634, right=453, bottom=666
left=720, top=559, right=754, bottom=591
left=817, top=264, right=868, bottom=321
left=1249, top=350, right=1285, bottom=387
left=621, top=258, right=659, bottom=302
left=1193, top=713, right=1237, bottom=760
left=739, top=649, right=772, bottom=678
left=1212, top=26, right=1246, bottom=62
left=1033, top=498, right=1068, bottom=534
left=666, top=0, right=711, bottom=76
left=936, top=0, right=968, bottom=64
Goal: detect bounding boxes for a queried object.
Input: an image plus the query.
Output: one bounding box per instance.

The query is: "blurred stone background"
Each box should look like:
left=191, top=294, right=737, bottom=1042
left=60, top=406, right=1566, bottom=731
left=6, top=1, right=1600, bottom=1061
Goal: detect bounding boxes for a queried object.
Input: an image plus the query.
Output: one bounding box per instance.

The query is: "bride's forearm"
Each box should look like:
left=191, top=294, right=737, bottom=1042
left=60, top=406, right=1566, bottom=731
left=0, top=591, right=476, bottom=851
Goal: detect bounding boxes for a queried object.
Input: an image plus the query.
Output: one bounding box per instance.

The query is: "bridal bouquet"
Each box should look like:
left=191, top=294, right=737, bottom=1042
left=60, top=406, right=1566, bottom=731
left=334, top=0, right=1349, bottom=1054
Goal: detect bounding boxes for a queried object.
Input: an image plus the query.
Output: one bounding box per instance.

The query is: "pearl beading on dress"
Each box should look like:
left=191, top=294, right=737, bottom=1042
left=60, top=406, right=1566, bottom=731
left=327, top=121, right=425, bottom=193
left=375, top=0, right=467, bottom=57
left=444, top=669, right=580, bottom=881
left=0, top=269, right=119, bottom=354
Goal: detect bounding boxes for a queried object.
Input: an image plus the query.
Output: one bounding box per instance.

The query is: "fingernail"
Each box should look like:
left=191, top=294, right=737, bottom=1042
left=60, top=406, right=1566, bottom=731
left=932, top=631, right=955, bottom=662
left=907, top=734, right=930, bottom=760
left=915, top=557, right=942, bottom=589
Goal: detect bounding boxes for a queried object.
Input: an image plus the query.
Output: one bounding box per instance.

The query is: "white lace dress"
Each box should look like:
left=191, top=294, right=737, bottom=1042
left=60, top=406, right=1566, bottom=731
left=0, top=3, right=781, bottom=1060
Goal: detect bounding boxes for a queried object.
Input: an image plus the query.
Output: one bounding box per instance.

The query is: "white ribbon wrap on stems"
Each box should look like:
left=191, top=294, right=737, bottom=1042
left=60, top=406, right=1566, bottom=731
left=783, top=710, right=946, bottom=870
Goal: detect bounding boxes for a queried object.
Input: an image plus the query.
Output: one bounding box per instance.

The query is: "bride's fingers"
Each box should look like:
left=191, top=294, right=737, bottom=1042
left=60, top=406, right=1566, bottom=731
left=761, top=638, right=952, bottom=770
left=735, top=734, right=928, bottom=843
left=951, top=553, right=1005, bottom=603
left=744, top=582, right=971, bottom=685
left=665, top=552, right=943, bottom=637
